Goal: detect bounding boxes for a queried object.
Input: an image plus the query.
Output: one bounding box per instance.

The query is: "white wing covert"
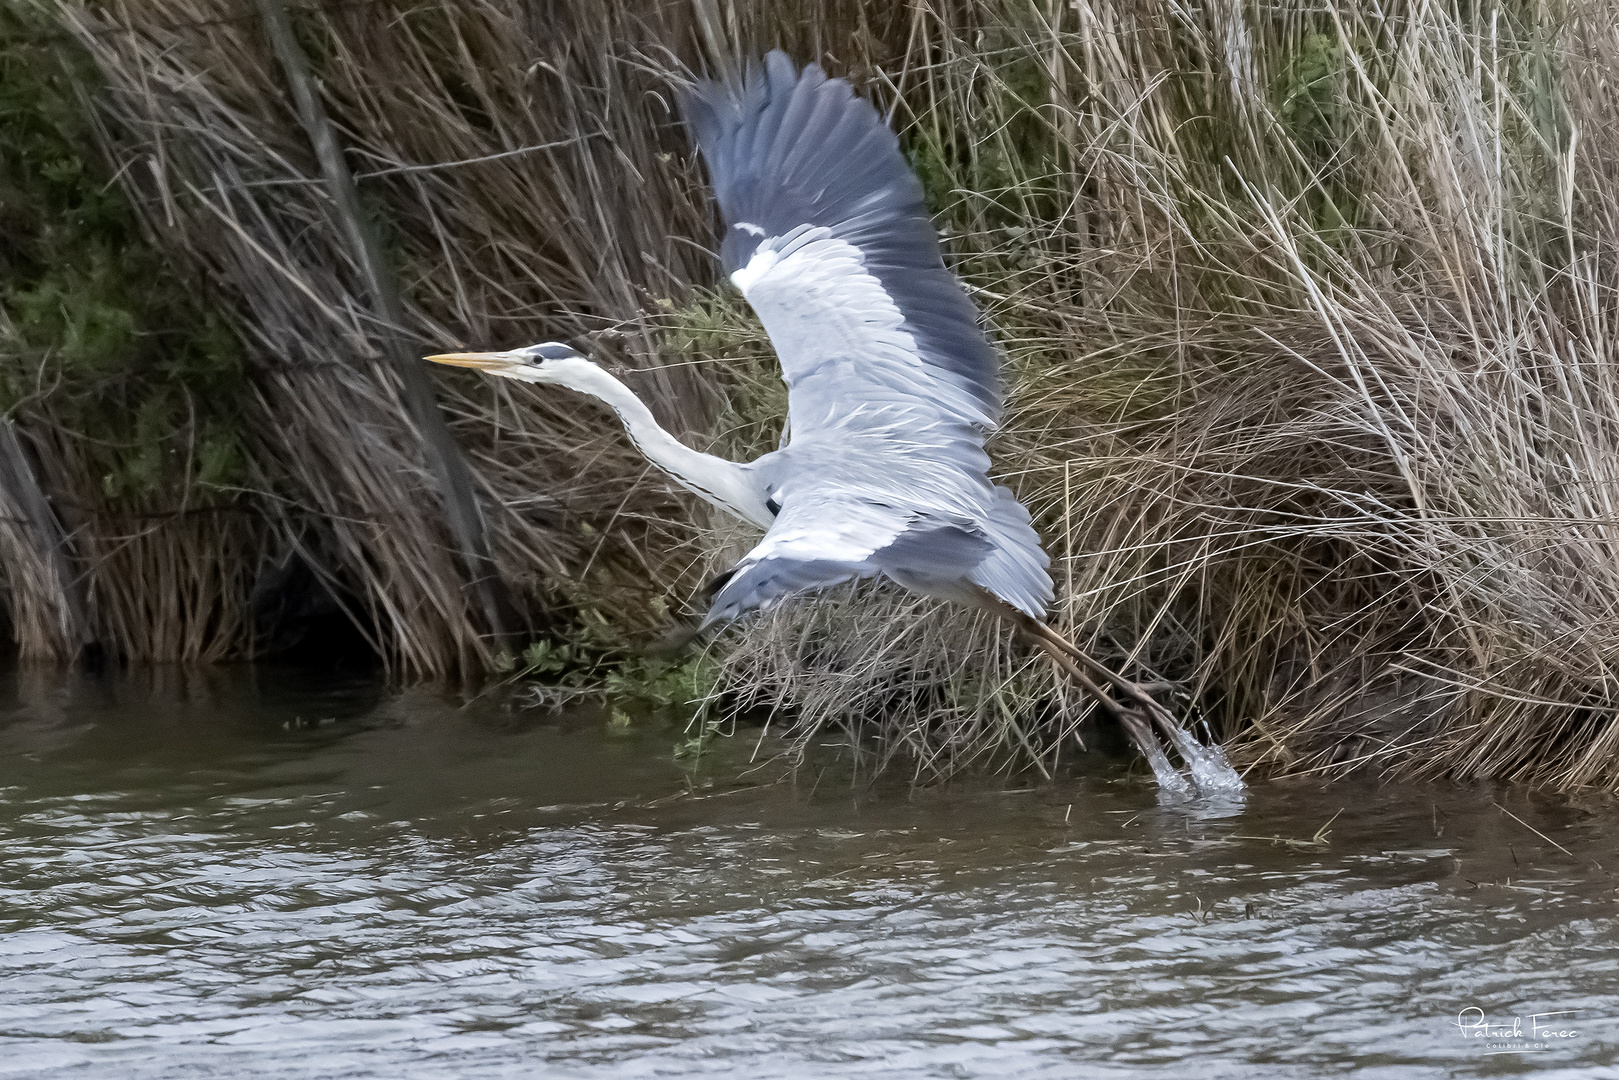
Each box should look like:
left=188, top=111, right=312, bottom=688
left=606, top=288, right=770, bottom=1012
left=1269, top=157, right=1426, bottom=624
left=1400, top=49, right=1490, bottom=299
left=701, top=491, right=996, bottom=630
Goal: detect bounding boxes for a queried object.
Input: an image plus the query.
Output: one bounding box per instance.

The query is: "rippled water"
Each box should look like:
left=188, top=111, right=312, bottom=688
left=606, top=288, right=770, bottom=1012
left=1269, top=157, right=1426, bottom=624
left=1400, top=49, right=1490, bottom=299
left=2, top=665, right=1617, bottom=1078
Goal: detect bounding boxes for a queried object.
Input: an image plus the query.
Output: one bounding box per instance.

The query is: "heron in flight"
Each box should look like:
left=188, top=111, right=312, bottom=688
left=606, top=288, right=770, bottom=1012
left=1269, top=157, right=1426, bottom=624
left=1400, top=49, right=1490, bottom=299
left=428, top=52, right=1238, bottom=795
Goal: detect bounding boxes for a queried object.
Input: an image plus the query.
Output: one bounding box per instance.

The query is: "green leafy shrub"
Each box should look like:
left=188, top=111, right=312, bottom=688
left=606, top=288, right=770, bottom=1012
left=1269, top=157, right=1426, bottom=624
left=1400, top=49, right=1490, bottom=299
left=0, top=9, right=246, bottom=502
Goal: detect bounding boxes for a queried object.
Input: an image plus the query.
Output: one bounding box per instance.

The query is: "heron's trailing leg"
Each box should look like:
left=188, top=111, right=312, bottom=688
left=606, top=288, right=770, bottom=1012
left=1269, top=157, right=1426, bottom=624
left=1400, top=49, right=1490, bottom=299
left=642, top=568, right=742, bottom=657
left=975, top=590, right=1240, bottom=796
left=1017, top=616, right=1178, bottom=738
left=1016, top=623, right=1189, bottom=795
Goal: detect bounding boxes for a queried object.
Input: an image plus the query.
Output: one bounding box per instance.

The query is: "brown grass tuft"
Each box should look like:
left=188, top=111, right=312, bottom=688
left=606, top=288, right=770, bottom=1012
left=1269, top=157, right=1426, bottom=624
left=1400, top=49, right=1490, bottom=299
left=10, top=0, right=1619, bottom=789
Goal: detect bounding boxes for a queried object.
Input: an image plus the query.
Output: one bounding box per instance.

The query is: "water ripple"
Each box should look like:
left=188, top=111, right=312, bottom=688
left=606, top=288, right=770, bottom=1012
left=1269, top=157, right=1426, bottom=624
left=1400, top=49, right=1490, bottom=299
left=0, top=673, right=1615, bottom=1078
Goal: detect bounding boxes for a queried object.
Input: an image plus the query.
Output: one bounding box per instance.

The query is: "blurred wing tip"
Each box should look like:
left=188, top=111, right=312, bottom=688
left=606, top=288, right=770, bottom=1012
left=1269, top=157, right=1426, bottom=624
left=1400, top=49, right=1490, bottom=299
left=680, top=49, right=843, bottom=135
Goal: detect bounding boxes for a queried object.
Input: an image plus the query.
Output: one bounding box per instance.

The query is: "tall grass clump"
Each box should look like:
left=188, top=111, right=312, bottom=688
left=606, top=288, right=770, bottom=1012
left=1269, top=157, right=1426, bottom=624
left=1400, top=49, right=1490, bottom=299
left=50, top=0, right=733, bottom=675
left=25, top=0, right=1619, bottom=790
left=2, top=5, right=254, bottom=662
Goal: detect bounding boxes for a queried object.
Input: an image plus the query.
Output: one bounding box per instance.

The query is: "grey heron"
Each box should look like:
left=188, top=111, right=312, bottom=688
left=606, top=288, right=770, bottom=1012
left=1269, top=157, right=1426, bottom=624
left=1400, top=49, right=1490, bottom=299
left=428, top=52, right=1239, bottom=796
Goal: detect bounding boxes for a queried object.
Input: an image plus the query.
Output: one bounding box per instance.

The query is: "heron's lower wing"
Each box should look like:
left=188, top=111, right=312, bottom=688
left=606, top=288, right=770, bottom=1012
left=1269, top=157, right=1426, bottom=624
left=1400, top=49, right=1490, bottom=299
left=699, top=493, right=993, bottom=630
left=973, top=486, right=1055, bottom=619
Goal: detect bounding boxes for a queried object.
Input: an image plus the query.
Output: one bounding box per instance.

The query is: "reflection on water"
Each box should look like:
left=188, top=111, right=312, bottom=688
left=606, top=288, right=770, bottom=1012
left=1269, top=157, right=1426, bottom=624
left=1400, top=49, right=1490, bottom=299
left=1, top=664, right=1616, bottom=1079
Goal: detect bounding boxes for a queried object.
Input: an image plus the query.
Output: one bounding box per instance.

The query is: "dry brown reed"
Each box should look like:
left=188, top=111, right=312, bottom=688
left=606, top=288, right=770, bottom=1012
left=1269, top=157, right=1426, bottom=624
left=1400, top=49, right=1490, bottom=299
left=2, top=392, right=255, bottom=664
left=49, top=0, right=733, bottom=674
left=12, top=0, right=1619, bottom=789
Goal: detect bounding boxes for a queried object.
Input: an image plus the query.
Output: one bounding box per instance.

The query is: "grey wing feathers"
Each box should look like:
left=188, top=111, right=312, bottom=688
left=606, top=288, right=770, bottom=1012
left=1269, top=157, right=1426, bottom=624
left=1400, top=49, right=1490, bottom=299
left=700, top=488, right=1052, bottom=627
left=681, top=51, right=999, bottom=427
left=702, top=493, right=990, bottom=629
left=698, top=494, right=899, bottom=629
left=974, top=487, right=1055, bottom=618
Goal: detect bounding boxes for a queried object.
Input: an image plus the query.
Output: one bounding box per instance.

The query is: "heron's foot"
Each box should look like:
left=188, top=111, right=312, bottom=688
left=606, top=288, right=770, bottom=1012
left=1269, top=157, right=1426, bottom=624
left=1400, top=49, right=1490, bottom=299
left=645, top=621, right=703, bottom=658
left=998, top=607, right=1240, bottom=797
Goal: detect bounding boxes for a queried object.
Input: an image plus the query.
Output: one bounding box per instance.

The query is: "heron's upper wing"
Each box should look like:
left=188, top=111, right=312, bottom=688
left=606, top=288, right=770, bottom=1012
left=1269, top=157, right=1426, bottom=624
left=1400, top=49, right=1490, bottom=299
left=700, top=489, right=994, bottom=630
left=682, top=51, right=999, bottom=437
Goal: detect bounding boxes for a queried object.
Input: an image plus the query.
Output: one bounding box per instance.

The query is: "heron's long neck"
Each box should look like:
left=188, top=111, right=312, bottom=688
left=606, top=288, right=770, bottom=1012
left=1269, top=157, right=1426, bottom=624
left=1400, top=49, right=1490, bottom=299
left=563, top=363, right=771, bottom=528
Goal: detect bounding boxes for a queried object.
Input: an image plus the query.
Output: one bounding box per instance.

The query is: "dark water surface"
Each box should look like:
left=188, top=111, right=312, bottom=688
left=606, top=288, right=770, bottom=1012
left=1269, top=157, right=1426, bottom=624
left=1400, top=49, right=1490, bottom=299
left=1, top=666, right=1616, bottom=1078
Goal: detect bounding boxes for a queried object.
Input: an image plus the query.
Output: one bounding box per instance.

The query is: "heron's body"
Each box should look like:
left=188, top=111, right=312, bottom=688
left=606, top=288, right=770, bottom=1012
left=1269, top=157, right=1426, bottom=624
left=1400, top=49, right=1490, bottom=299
left=426, top=52, right=1246, bottom=797
left=433, top=51, right=1053, bottom=630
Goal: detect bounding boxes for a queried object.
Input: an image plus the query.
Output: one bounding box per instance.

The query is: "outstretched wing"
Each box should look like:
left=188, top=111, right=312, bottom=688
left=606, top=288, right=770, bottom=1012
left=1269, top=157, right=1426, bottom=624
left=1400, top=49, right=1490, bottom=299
left=700, top=490, right=995, bottom=630
left=682, top=53, right=1055, bottom=624
left=681, top=51, right=999, bottom=439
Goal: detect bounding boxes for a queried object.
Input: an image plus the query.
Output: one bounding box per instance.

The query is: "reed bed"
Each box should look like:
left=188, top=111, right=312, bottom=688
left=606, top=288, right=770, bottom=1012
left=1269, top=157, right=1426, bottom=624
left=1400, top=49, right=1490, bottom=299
left=5, top=0, right=1618, bottom=788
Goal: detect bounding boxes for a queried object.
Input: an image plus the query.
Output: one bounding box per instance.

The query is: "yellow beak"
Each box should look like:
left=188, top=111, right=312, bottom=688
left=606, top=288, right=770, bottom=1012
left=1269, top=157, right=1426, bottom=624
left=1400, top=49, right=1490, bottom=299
left=423, top=351, right=518, bottom=371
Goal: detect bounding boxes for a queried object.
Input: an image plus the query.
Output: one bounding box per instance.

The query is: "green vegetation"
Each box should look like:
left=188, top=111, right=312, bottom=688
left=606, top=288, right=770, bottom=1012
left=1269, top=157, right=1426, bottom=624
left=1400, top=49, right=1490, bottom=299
left=0, top=9, right=246, bottom=501
left=508, top=611, right=720, bottom=721
left=654, top=291, right=784, bottom=461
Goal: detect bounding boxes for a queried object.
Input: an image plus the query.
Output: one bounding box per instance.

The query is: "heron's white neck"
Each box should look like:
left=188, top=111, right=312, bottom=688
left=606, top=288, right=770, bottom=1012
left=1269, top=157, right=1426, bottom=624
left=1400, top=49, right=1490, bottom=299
left=541, top=360, right=773, bottom=529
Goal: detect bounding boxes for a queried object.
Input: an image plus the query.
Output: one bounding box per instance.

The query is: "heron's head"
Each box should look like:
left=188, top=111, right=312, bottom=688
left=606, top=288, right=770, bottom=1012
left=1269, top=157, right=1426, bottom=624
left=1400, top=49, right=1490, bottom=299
left=424, top=341, right=591, bottom=385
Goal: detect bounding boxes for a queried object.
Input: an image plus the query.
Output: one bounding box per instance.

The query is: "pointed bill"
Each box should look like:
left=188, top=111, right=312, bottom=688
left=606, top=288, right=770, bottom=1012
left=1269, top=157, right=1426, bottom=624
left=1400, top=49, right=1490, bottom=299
left=424, top=351, right=522, bottom=371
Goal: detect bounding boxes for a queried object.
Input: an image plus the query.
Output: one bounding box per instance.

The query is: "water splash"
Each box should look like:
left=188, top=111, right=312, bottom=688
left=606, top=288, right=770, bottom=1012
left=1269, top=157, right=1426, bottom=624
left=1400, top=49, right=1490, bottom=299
left=1136, top=727, right=1194, bottom=799
left=1151, top=711, right=1246, bottom=801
